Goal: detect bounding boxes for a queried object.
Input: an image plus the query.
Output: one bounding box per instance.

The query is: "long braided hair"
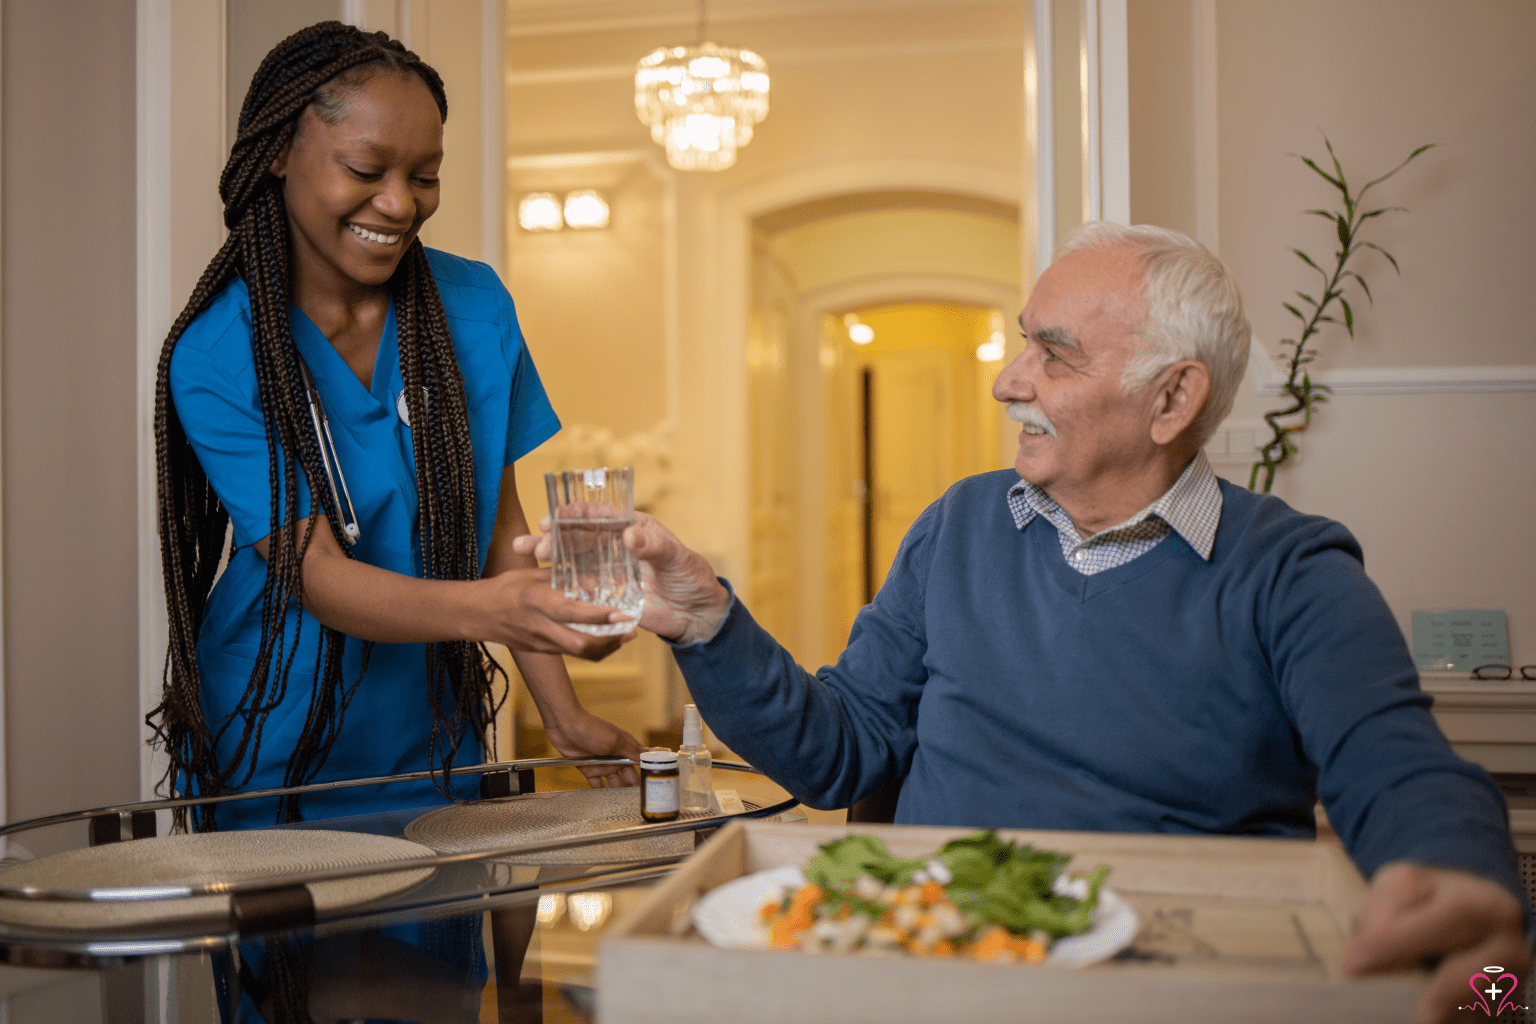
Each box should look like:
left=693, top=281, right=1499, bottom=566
left=148, top=22, right=499, bottom=830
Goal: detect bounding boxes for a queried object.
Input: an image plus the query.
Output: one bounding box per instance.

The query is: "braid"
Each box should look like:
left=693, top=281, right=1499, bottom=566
left=147, top=21, right=496, bottom=830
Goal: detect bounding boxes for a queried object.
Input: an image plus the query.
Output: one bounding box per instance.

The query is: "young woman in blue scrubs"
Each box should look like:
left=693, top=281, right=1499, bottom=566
left=149, top=22, right=641, bottom=833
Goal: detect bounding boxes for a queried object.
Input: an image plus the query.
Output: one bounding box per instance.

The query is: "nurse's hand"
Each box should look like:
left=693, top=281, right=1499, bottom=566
left=477, top=568, right=628, bottom=660
left=545, top=710, right=645, bottom=788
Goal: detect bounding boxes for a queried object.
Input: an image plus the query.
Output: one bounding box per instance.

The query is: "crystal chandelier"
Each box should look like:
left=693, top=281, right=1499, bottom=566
left=634, top=5, right=768, bottom=171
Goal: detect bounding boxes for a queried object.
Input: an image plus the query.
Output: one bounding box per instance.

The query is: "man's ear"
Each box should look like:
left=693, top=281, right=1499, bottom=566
left=269, top=140, right=292, bottom=179
left=1149, top=360, right=1212, bottom=446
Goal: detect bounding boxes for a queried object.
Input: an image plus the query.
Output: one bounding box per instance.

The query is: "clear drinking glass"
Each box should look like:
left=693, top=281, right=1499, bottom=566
left=544, top=467, right=645, bottom=635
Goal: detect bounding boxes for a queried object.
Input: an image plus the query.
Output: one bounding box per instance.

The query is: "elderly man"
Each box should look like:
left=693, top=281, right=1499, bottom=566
left=522, top=223, right=1529, bottom=1021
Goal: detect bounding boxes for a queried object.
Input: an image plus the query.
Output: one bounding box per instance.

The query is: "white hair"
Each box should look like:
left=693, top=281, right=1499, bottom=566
left=1054, top=222, right=1250, bottom=446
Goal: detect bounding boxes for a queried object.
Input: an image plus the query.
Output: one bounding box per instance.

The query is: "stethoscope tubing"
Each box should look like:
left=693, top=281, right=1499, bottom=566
left=296, top=358, right=362, bottom=546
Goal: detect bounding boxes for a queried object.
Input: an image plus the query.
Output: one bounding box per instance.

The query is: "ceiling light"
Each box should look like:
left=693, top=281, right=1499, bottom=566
left=635, top=17, right=769, bottom=173
left=849, top=323, right=875, bottom=345
left=518, top=192, right=563, bottom=232
left=563, top=190, right=610, bottom=229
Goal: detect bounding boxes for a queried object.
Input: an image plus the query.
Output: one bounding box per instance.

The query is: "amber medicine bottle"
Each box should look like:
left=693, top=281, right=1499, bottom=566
left=639, top=750, right=680, bottom=822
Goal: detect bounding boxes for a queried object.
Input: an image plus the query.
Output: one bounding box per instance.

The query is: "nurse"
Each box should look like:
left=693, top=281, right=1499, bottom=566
left=149, top=22, right=641, bottom=831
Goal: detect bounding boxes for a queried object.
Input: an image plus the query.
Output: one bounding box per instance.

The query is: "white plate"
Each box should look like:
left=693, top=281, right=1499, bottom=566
left=691, top=865, right=1139, bottom=968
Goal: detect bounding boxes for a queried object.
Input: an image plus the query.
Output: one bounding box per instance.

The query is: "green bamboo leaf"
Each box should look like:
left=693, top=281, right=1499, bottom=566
left=1336, top=214, right=1351, bottom=247
left=1359, top=142, right=1436, bottom=196
left=1303, top=209, right=1335, bottom=220
left=1282, top=303, right=1304, bottom=321
left=1296, top=292, right=1319, bottom=308
left=1292, top=249, right=1323, bottom=273
left=1340, top=298, right=1354, bottom=336
left=1324, top=136, right=1348, bottom=191
left=1358, top=206, right=1407, bottom=221
left=1345, top=271, right=1374, bottom=303
left=1362, top=242, right=1401, bottom=274
left=1297, top=155, right=1344, bottom=190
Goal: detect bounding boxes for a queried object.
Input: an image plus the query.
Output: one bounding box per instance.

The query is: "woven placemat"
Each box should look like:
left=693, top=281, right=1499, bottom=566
left=404, top=789, right=749, bottom=865
left=0, top=830, right=435, bottom=933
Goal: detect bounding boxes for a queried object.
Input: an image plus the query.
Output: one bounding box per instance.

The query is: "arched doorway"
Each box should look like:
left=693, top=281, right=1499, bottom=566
left=747, top=194, right=1021, bottom=669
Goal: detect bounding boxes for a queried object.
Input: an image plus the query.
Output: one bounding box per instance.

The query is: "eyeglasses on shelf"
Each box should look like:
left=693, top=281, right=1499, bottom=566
left=1469, top=664, right=1536, bottom=680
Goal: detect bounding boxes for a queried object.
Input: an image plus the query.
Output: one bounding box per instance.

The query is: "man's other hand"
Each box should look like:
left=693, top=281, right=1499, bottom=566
left=1342, top=861, right=1530, bottom=1024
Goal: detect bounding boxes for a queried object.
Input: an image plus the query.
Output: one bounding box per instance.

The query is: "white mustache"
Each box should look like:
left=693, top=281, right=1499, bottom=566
left=1006, top=402, right=1057, bottom=437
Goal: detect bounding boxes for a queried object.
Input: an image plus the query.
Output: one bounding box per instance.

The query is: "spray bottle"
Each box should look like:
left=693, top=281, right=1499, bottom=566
left=679, top=703, right=713, bottom=812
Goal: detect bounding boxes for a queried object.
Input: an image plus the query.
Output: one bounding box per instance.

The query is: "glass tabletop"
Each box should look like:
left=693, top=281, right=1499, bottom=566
left=0, top=760, right=809, bottom=1024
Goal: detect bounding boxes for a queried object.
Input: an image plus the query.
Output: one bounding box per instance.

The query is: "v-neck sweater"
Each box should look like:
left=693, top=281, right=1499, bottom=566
left=673, top=469, right=1524, bottom=906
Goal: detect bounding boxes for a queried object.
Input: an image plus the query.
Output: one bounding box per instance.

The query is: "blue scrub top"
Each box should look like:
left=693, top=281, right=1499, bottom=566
left=169, top=249, right=560, bottom=829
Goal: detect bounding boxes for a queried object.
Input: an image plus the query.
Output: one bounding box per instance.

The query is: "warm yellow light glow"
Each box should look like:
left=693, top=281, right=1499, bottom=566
left=518, top=192, right=563, bottom=232
left=636, top=42, right=769, bottom=171
left=566, top=892, right=613, bottom=932
left=536, top=893, right=566, bottom=926
left=563, top=190, right=610, bottom=229
left=849, top=323, right=875, bottom=345
left=976, top=330, right=1006, bottom=362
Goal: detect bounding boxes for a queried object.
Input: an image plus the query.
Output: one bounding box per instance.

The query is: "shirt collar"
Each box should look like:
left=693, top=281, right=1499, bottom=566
left=1005, top=451, right=1223, bottom=561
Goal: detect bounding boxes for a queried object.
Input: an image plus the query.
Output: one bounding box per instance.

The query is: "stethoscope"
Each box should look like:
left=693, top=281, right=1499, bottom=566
left=296, top=359, right=362, bottom=546
left=295, top=360, right=429, bottom=548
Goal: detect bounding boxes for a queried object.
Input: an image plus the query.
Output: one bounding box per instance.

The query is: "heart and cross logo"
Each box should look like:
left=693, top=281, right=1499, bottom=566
left=1459, top=965, right=1526, bottom=1017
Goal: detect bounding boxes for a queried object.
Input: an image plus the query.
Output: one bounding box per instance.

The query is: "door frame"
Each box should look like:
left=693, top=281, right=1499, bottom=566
left=789, top=273, right=1023, bottom=667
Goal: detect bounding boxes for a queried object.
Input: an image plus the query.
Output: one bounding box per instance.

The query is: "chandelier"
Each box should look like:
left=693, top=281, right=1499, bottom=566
left=634, top=6, right=769, bottom=172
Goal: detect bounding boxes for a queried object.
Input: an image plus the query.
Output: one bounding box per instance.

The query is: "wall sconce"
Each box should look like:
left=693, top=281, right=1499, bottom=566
left=563, top=190, right=610, bottom=229
left=518, top=190, right=611, bottom=232
left=518, top=192, right=563, bottom=232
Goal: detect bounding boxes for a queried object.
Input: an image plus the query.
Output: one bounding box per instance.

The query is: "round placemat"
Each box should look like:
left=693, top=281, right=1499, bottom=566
left=404, top=789, right=748, bottom=864
left=0, top=830, right=436, bottom=933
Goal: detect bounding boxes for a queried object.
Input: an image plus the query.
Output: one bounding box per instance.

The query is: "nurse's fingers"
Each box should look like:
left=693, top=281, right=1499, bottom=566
left=510, top=530, right=552, bottom=562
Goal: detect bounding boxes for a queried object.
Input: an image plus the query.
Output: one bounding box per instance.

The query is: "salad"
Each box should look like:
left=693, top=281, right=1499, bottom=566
left=759, top=831, right=1108, bottom=960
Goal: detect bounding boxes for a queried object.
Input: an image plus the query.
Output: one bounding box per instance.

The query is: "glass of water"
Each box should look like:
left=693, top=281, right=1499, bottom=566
left=544, top=467, right=645, bottom=635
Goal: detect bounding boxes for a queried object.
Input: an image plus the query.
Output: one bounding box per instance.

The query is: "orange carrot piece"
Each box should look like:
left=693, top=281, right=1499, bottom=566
left=968, top=925, right=1009, bottom=960
left=768, top=915, right=800, bottom=949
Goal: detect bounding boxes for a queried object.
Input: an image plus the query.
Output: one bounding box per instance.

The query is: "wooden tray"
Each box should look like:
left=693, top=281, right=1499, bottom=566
left=597, top=820, right=1423, bottom=1023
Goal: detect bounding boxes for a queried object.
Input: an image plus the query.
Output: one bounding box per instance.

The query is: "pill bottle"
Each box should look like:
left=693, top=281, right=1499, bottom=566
left=639, top=750, right=680, bottom=822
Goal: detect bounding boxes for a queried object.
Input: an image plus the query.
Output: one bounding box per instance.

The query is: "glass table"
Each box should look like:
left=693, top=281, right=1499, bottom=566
left=0, top=758, right=803, bottom=1024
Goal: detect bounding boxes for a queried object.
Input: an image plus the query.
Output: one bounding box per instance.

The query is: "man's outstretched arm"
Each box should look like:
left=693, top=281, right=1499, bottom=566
left=513, top=511, right=929, bottom=808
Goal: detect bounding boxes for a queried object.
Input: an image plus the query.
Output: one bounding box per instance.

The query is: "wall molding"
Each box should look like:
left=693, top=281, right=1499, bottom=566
left=505, top=0, right=1009, bottom=38
left=136, top=0, right=176, bottom=807
left=505, top=36, right=1023, bottom=89
left=1248, top=338, right=1536, bottom=396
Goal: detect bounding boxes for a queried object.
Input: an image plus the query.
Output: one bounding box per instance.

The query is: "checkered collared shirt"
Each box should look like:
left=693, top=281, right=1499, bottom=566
left=1005, top=452, right=1223, bottom=576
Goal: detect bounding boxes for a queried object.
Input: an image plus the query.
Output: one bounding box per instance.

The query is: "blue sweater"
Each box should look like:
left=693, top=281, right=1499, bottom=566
left=673, top=471, right=1524, bottom=903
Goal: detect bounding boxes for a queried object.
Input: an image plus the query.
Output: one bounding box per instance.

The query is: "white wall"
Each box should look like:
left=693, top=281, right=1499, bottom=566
left=4, top=0, right=141, bottom=855
left=1129, top=0, right=1536, bottom=666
